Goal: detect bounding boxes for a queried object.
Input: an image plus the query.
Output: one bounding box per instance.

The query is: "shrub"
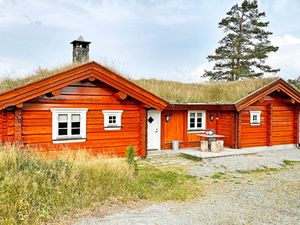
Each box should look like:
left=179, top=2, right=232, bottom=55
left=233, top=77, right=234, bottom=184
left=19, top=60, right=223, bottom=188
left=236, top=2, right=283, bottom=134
left=126, top=145, right=138, bottom=175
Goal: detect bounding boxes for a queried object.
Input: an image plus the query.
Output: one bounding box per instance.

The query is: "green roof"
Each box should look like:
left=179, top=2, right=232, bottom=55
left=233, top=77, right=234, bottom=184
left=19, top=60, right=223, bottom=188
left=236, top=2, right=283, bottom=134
left=133, top=78, right=278, bottom=103
left=0, top=62, right=278, bottom=104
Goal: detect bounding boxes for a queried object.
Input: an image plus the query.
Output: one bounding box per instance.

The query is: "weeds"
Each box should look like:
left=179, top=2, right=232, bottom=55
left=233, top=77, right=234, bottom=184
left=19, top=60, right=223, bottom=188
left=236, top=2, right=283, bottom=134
left=180, top=153, right=202, bottom=162
left=0, top=144, right=201, bottom=224
left=236, top=167, right=280, bottom=174
left=282, top=160, right=300, bottom=166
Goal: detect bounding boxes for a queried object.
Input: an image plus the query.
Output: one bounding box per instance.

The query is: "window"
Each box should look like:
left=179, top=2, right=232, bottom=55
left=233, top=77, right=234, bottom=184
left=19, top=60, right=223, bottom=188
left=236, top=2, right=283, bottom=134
left=188, top=110, right=206, bottom=131
left=102, top=110, right=123, bottom=130
left=51, top=108, right=88, bottom=143
left=250, top=111, right=261, bottom=125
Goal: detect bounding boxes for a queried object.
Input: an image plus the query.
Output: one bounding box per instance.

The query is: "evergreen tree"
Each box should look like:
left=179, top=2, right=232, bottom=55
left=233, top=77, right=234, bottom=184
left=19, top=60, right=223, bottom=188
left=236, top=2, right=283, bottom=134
left=204, top=0, right=279, bottom=81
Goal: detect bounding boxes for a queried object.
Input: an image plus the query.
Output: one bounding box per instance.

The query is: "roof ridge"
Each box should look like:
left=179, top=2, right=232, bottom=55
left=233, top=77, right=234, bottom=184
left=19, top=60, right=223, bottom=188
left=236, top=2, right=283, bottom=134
left=234, top=77, right=281, bottom=105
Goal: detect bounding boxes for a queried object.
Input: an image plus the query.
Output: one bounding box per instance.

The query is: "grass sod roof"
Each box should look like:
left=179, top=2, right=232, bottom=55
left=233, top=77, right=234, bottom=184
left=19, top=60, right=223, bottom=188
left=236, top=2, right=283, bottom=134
left=133, top=77, right=278, bottom=103
left=0, top=62, right=278, bottom=103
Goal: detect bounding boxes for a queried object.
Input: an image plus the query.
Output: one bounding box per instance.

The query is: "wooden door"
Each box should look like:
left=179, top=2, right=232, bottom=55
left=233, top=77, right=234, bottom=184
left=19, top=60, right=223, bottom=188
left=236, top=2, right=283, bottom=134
left=206, top=111, right=218, bottom=133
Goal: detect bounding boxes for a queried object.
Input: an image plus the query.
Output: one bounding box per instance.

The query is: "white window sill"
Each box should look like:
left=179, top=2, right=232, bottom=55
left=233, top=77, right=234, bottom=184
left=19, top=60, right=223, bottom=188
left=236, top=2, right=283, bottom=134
left=104, top=126, right=122, bottom=131
left=52, top=138, right=86, bottom=144
left=187, top=130, right=206, bottom=134
left=250, top=123, right=260, bottom=126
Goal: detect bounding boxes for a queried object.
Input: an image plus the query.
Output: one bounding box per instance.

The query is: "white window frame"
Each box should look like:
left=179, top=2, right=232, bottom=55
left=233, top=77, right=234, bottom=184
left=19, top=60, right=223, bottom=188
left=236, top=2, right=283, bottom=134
left=50, top=108, right=88, bottom=143
left=102, top=110, right=123, bottom=130
left=188, top=110, right=206, bottom=132
left=250, top=111, right=261, bottom=126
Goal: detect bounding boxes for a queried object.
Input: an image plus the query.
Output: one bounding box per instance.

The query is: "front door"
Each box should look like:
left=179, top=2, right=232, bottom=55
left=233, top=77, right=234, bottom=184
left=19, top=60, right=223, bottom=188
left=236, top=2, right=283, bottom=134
left=147, top=110, right=161, bottom=150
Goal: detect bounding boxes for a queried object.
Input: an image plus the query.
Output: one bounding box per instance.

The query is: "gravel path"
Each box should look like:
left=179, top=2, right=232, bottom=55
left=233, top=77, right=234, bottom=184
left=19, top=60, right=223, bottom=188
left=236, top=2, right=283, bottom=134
left=73, top=148, right=300, bottom=225
left=189, top=148, right=300, bottom=177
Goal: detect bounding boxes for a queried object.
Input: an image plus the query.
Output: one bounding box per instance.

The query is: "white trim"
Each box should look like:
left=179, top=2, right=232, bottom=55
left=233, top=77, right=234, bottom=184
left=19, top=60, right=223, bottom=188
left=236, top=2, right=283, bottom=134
left=53, top=138, right=86, bottom=144
left=187, top=130, right=206, bottom=134
left=250, top=111, right=261, bottom=125
left=188, top=110, right=206, bottom=131
left=50, top=108, right=88, bottom=143
left=102, top=110, right=123, bottom=131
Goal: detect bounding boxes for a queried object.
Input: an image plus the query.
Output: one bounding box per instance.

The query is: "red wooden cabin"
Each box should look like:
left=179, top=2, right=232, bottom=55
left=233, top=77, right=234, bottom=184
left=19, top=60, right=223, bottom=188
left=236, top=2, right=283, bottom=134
left=1, top=61, right=300, bottom=157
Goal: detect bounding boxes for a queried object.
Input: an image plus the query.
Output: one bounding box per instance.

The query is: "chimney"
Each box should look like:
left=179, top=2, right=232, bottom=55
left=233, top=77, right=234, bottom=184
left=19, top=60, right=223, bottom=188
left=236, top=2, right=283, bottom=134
left=70, top=36, right=91, bottom=63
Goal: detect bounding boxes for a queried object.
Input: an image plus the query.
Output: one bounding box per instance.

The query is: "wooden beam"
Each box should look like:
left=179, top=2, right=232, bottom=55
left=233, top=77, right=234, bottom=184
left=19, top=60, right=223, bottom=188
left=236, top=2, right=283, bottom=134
left=88, top=77, right=96, bottom=82
left=46, top=90, right=61, bottom=97
left=16, top=103, right=23, bottom=108
left=282, top=98, right=296, bottom=105
left=266, top=103, right=273, bottom=146
left=140, top=103, right=151, bottom=108
left=113, top=91, right=127, bottom=101
left=294, top=107, right=299, bottom=144
left=15, top=108, right=23, bottom=145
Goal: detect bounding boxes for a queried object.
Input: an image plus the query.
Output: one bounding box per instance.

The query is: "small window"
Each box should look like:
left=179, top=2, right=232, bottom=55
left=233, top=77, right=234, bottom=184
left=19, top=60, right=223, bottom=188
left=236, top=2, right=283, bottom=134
left=103, top=110, right=123, bottom=130
left=51, top=108, right=88, bottom=143
left=250, top=111, right=261, bottom=125
left=188, top=110, right=206, bottom=131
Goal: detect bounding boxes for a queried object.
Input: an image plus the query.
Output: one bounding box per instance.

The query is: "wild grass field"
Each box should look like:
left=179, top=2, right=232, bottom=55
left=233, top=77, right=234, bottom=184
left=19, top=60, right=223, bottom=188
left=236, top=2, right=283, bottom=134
left=0, top=144, right=200, bottom=224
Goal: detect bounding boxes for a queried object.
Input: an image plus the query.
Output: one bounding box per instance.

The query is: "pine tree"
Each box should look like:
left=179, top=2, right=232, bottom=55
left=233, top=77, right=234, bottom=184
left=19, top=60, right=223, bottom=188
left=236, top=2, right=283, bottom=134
left=204, top=0, right=279, bottom=81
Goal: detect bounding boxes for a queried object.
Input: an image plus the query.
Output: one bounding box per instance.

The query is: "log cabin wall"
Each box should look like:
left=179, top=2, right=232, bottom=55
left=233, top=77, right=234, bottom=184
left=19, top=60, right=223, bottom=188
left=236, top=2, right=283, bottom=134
left=239, top=92, right=299, bottom=148
left=218, top=111, right=236, bottom=148
left=161, top=109, right=236, bottom=149
left=19, top=81, right=147, bottom=157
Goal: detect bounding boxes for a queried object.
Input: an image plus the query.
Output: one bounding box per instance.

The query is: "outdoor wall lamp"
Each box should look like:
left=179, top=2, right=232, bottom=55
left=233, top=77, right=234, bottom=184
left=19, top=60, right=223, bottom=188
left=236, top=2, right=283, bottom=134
left=165, top=114, right=172, bottom=122
left=210, top=115, right=214, bottom=121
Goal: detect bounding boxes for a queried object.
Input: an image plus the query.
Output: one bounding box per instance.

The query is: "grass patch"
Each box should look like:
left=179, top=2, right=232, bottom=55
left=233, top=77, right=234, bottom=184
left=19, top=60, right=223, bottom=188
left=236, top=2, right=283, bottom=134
left=282, top=160, right=300, bottom=166
left=180, top=153, right=202, bottom=162
left=133, top=77, right=277, bottom=103
left=0, top=144, right=201, bottom=224
left=236, top=167, right=280, bottom=174
left=211, top=172, right=228, bottom=179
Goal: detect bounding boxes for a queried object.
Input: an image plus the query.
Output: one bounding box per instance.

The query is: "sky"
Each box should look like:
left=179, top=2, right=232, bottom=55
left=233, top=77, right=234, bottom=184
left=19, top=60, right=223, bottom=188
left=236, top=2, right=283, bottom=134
left=0, top=0, right=300, bottom=83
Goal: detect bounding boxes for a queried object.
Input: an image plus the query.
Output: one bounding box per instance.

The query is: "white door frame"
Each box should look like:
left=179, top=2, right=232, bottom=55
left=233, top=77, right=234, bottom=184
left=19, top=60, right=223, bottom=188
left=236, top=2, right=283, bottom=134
left=147, top=110, right=161, bottom=150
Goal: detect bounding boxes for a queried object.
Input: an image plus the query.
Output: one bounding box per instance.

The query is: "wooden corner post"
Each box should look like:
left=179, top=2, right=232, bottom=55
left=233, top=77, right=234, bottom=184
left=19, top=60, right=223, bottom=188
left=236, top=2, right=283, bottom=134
left=15, top=107, right=23, bottom=145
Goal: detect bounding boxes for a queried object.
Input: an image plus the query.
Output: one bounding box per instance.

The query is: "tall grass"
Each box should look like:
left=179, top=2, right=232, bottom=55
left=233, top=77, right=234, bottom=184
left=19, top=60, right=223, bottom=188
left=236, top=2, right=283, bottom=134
left=133, top=77, right=277, bottom=103
left=0, top=63, right=83, bottom=94
left=0, top=144, right=200, bottom=224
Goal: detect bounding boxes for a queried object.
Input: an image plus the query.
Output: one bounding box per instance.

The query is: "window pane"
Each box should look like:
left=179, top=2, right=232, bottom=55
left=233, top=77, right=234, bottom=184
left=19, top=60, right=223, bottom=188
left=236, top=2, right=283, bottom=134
left=58, top=129, right=67, bottom=135
left=72, top=129, right=80, bottom=135
left=197, top=117, right=202, bottom=127
left=58, top=122, right=67, bottom=128
left=190, top=113, right=195, bottom=118
left=72, top=122, right=80, bottom=128
left=58, top=114, right=68, bottom=122
left=72, top=114, right=80, bottom=122
left=190, top=122, right=195, bottom=128
left=253, top=115, right=257, bottom=121
left=108, top=115, right=117, bottom=124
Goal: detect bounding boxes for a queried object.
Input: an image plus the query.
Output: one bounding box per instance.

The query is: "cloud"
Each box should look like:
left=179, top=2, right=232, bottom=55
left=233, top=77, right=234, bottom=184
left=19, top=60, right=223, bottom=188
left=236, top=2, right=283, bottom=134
left=0, top=57, right=35, bottom=79
left=175, top=62, right=213, bottom=83
left=268, top=34, right=300, bottom=79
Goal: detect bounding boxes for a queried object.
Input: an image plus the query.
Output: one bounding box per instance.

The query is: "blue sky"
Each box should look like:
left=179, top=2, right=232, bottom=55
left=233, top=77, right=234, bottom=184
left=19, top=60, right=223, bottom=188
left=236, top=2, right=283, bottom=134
left=0, top=0, right=300, bottom=82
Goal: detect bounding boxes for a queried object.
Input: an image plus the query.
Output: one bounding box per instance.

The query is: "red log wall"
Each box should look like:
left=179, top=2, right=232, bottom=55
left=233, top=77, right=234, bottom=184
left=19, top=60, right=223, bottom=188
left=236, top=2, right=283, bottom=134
left=239, top=93, right=298, bottom=148
left=1, top=81, right=147, bottom=157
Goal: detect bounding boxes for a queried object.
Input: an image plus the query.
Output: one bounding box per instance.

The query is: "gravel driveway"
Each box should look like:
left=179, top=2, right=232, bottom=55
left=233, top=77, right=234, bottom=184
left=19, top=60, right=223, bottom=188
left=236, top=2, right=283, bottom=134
left=73, top=148, right=300, bottom=225
left=189, top=148, right=300, bottom=176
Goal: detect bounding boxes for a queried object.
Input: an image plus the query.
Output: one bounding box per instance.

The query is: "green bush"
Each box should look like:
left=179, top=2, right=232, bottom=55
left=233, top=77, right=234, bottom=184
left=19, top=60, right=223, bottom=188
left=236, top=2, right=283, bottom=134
left=126, top=145, right=138, bottom=175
